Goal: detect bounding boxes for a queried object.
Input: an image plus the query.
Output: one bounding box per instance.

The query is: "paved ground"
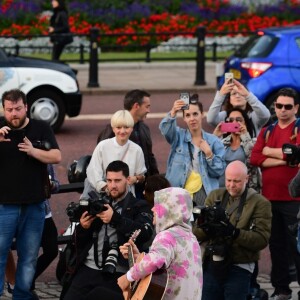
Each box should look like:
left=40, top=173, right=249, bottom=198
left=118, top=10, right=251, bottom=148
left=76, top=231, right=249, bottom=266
left=1, top=276, right=299, bottom=299
left=71, top=60, right=218, bottom=95
left=3, top=61, right=300, bottom=299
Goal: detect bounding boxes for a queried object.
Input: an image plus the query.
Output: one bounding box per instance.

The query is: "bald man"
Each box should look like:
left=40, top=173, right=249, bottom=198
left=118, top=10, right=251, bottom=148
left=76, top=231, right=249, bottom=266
left=193, top=161, right=271, bottom=300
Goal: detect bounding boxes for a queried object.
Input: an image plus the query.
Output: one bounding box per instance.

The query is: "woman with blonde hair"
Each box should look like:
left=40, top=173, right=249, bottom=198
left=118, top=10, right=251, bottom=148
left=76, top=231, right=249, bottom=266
left=86, top=110, right=146, bottom=197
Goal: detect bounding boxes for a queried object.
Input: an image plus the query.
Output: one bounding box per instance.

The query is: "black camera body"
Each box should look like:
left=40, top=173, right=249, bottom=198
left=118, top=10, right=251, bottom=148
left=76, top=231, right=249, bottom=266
left=66, top=191, right=111, bottom=222
left=193, top=200, right=229, bottom=232
left=193, top=200, right=232, bottom=262
left=282, top=143, right=300, bottom=167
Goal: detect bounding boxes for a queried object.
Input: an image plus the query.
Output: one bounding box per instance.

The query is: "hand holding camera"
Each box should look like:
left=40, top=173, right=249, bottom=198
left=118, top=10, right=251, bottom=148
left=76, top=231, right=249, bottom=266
left=66, top=191, right=111, bottom=223
left=80, top=211, right=96, bottom=229
left=218, top=220, right=240, bottom=239
left=193, top=200, right=230, bottom=237
left=98, top=204, right=114, bottom=224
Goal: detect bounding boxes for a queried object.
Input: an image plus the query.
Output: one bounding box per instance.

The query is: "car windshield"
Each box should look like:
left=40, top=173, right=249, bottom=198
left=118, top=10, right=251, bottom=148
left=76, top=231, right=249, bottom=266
left=234, top=34, right=279, bottom=58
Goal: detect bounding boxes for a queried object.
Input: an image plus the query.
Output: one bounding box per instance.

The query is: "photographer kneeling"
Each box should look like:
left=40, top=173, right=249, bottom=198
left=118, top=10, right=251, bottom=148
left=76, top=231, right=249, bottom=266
left=61, top=160, right=154, bottom=300
left=193, top=161, right=271, bottom=300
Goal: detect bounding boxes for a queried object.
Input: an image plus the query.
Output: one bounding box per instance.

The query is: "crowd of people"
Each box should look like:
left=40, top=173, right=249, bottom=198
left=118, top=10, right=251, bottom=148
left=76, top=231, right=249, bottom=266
left=1, top=80, right=300, bottom=300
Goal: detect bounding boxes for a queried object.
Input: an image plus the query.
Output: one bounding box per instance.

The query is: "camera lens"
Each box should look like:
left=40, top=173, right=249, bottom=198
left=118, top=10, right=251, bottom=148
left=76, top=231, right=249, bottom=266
left=102, top=248, right=118, bottom=274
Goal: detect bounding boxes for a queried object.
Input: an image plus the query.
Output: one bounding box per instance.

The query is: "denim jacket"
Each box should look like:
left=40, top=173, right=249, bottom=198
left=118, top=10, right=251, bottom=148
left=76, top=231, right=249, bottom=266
left=159, top=114, right=226, bottom=195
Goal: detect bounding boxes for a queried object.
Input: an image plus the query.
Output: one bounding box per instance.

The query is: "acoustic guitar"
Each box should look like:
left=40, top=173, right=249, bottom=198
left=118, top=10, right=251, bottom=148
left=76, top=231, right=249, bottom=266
left=126, top=230, right=169, bottom=300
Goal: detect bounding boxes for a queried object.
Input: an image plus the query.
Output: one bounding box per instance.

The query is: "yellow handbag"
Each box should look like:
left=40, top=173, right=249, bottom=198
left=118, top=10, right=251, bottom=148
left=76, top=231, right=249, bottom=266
left=184, top=170, right=202, bottom=197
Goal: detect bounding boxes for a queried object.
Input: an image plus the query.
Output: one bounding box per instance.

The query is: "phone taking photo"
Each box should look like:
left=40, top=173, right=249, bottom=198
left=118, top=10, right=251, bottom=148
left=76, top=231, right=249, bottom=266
left=225, top=72, right=234, bottom=84
left=5, top=129, right=25, bottom=143
left=180, top=92, right=190, bottom=110
left=220, top=122, right=240, bottom=133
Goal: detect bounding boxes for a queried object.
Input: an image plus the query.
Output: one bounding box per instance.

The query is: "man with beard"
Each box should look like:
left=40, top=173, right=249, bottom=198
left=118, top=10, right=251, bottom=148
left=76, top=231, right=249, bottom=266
left=0, top=89, right=61, bottom=300
left=61, top=161, right=153, bottom=300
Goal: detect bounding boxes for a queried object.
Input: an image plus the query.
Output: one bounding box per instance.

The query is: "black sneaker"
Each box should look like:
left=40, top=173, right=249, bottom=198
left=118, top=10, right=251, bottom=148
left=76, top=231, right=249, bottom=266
left=6, top=282, right=13, bottom=294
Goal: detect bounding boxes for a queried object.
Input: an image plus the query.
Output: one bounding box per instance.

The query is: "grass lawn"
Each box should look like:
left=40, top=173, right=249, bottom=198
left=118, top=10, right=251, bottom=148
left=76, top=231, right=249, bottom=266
left=19, top=50, right=233, bottom=63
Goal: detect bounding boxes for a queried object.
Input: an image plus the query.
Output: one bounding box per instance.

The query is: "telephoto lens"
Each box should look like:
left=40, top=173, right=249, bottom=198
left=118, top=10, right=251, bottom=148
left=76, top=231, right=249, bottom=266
left=102, top=242, right=118, bottom=274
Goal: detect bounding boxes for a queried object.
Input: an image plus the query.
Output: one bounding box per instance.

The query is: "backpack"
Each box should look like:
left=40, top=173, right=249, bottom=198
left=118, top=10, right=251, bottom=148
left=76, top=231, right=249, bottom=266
left=263, top=118, right=300, bottom=143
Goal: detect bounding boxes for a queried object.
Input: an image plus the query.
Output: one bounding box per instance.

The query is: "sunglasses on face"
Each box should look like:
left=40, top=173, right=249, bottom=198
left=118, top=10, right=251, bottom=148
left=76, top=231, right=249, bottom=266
left=226, top=117, right=244, bottom=123
left=275, top=103, right=294, bottom=110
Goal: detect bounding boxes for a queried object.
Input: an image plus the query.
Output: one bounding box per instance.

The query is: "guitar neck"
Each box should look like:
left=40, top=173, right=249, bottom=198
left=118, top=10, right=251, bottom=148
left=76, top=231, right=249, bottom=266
left=128, top=244, right=135, bottom=269
left=127, top=229, right=141, bottom=270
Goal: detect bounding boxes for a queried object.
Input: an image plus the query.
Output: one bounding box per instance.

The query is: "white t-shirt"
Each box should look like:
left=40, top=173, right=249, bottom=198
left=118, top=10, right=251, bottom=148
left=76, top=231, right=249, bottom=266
left=86, top=137, right=146, bottom=195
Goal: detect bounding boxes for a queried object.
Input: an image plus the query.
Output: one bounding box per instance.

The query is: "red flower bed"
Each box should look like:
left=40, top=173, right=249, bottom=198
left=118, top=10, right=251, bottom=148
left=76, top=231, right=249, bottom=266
left=1, top=12, right=300, bottom=46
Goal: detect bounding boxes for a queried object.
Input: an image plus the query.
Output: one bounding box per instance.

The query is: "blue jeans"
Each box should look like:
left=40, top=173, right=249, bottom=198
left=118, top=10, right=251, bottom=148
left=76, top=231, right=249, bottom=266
left=202, top=263, right=251, bottom=300
left=0, top=203, right=45, bottom=300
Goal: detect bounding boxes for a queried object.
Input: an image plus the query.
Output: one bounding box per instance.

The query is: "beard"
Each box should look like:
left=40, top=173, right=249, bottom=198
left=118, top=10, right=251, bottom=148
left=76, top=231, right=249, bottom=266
left=6, top=115, right=27, bottom=129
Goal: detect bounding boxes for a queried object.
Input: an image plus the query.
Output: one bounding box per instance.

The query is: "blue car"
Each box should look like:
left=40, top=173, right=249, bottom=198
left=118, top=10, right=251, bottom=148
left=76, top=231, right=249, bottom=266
left=219, top=25, right=300, bottom=115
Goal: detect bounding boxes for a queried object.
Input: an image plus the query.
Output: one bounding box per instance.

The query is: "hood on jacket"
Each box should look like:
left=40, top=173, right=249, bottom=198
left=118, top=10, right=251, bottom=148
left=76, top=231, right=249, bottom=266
left=154, top=187, right=192, bottom=233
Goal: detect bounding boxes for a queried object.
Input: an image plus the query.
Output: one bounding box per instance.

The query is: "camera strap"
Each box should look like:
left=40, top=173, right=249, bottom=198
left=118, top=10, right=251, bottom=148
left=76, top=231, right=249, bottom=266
left=221, top=188, right=248, bottom=226
left=188, top=142, right=194, bottom=168
left=93, top=224, right=105, bottom=270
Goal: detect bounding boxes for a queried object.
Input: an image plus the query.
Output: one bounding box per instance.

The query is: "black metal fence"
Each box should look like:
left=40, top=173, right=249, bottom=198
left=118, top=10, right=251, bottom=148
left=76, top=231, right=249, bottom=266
left=0, top=27, right=255, bottom=86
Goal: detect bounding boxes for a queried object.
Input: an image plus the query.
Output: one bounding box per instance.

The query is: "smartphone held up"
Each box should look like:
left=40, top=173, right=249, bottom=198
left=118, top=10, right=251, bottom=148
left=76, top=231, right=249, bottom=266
left=220, top=122, right=240, bottom=133
left=180, top=92, right=190, bottom=110
left=225, top=72, right=234, bottom=84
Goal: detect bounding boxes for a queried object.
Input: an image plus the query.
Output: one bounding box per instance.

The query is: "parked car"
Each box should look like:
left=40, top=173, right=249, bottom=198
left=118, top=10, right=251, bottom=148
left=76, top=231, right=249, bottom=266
left=0, top=48, right=82, bottom=131
left=219, top=25, right=300, bottom=117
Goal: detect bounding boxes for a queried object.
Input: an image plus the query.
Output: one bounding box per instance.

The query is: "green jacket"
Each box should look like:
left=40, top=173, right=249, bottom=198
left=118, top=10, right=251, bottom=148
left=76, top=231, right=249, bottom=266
left=193, top=188, right=272, bottom=264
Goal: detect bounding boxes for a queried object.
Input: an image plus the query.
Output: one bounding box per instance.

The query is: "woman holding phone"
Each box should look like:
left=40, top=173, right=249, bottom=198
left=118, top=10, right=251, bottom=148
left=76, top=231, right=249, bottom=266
left=159, top=93, right=225, bottom=206
left=213, top=107, right=260, bottom=191
left=207, top=77, right=270, bottom=136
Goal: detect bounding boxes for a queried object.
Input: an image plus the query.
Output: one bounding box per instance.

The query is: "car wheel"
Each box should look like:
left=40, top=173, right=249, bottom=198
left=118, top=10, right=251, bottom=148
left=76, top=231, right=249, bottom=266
left=27, top=89, right=65, bottom=132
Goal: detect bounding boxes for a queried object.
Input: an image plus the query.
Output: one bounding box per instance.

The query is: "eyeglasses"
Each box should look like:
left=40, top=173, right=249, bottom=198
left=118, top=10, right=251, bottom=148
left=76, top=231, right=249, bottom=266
left=226, top=117, right=244, bottom=123
left=275, top=103, right=294, bottom=110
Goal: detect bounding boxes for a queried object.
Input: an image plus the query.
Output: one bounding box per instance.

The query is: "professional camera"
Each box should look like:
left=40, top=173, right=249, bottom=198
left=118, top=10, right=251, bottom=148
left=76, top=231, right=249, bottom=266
left=282, top=143, right=300, bottom=167
left=102, top=241, right=119, bottom=274
left=193, top=201, right=232, bottom=262
left=193, top=200, right=229, bottom=233
left=66, top=190, right=111, bottom=222
left=32, top=140, right=51, bottom=151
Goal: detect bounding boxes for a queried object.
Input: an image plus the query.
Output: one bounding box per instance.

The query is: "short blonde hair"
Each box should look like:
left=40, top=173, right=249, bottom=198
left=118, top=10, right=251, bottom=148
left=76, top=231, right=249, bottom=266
left=111, top=110, right=134, bottom=128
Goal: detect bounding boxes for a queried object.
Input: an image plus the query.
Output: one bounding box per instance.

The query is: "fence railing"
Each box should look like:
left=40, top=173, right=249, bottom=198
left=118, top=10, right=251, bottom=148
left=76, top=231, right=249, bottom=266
left=0, top=27, right=256, bottom=86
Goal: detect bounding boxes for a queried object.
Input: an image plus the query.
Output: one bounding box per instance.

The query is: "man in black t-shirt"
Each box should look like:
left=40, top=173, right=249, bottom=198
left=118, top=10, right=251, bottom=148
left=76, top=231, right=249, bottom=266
left=0, top=89, right=61, bottom=299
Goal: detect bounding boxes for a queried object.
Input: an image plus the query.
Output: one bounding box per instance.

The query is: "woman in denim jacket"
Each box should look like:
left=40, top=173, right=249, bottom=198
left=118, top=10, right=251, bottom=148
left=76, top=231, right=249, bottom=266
left=159, top=94, right=226, bottom=205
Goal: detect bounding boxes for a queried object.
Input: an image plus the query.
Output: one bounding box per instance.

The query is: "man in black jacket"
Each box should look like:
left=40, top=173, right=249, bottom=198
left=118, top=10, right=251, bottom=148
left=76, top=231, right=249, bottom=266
left=97, top=90, right=159, bottom=181
left=61, top=160, right=153, bottom=300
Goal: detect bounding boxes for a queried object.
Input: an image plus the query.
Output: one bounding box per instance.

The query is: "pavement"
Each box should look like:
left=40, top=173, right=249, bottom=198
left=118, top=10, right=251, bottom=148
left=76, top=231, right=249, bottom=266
left=70, top=60, right=219, bottom=95
left=2, top=61, right=300, bottom=299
